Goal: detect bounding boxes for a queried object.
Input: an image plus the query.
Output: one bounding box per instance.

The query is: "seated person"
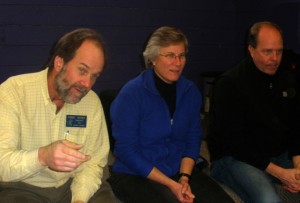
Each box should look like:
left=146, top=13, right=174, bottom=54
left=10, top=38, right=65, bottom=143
left=0, top=28, right=113, bottom=203
left=208, top=21, right=300, bottom=203
left=108, top=26, right=234, bottom=203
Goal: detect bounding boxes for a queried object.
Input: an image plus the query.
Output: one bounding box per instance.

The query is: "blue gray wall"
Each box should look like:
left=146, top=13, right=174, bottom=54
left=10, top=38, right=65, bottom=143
left=0, top=0, right=299, bottom=93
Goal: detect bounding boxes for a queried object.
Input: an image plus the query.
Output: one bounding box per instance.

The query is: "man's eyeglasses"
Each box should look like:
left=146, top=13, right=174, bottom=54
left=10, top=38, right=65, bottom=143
left=159, top=53, right=186, bottom=61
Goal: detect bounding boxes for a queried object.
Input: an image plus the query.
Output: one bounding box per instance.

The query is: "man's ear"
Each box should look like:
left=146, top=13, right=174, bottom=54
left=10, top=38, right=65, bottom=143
left=54, top=56, right=64, bottom=71
left=248, top=45, right=254, bottom=58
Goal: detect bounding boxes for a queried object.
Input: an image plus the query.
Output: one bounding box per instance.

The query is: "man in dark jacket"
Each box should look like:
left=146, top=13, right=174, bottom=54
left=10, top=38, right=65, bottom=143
left=208, top=21, right=300, bottom=203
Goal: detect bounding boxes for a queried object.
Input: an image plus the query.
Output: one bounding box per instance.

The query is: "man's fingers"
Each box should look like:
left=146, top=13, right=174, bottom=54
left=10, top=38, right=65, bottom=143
left=85, top=155, right=91, bottom=161
left=39, top=140, right=91, bottom=172
left=62, top=139, right=83, bottom=149
left=50, top=154, right=90, bottom=171
left=61, top=140, right=90, bottom=160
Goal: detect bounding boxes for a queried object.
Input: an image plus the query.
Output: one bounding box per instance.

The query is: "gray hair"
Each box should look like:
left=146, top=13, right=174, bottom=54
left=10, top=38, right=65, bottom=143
left=143, top=26, right=188, bottom=67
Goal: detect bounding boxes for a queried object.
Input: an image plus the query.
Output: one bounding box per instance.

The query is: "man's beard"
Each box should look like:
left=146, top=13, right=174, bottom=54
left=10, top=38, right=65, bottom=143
left=54, top=67, right=89, bottom=104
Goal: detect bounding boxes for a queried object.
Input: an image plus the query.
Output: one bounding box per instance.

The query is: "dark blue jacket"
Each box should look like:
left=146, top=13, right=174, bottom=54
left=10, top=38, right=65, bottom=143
left=110, top=68, right=202, bottom=177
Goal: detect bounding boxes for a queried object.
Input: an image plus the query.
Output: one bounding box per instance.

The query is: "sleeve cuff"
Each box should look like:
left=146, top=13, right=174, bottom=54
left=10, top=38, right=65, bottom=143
left=71, top=189, right=90, bottom=203
left=25, top=149, right=46, bottom=174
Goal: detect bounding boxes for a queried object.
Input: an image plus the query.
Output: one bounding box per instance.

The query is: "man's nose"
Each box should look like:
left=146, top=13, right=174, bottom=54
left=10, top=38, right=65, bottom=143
left=80, top=75, right=92, bottom=88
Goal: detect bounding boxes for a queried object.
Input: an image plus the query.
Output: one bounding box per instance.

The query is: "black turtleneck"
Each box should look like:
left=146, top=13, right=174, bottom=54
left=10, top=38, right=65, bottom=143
left=153, top=71, right=176, bottom=118
left=252, top=64, right=285, bottom=122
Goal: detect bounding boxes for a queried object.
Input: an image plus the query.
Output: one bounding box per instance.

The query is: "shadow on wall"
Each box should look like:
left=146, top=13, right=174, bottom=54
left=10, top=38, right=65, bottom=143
left=270, top=1, right=300, bottom=53
left=0, top=66, right=43, bottom=84
left=281, top=49, right=300, bottom=87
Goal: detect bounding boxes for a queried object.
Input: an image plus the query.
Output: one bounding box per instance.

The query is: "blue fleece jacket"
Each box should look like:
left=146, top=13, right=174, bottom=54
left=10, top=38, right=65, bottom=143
left=110, top=68, right=203, bottom=177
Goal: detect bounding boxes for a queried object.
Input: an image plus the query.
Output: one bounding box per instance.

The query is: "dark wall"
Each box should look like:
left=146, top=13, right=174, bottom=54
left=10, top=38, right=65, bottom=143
left=0, top=0, right=299, bottom=93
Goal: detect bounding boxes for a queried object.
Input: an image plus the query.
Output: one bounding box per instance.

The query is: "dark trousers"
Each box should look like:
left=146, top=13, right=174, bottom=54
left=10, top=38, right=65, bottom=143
left=108, top=169, right=234, bottom=203
left=0, top=178, right=118, bottom=203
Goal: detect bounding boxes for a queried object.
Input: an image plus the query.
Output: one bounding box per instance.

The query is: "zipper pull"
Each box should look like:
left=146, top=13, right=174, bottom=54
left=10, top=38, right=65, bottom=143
left=269, top=83, right=273, bottom=89
left=170, top=118, right=174, bottom=125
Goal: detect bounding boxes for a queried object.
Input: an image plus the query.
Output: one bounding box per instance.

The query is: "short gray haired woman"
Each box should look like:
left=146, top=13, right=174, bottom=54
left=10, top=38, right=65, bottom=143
left=108, top=26, right=234, bottom=203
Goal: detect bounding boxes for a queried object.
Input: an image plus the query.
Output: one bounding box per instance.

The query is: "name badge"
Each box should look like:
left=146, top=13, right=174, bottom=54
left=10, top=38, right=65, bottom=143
left=66, top=115, right=87, bottom=128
